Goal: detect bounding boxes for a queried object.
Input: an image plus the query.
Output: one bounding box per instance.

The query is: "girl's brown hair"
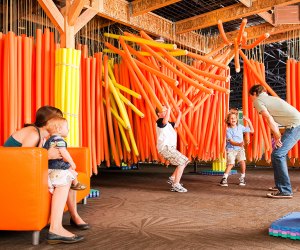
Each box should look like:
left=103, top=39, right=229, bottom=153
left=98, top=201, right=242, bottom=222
left=33, top=106, right=63, bottom=127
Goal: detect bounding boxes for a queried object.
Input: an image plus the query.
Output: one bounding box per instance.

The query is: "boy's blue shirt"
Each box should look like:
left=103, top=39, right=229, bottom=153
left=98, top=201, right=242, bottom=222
left=226, top=124, right=250, bottom=150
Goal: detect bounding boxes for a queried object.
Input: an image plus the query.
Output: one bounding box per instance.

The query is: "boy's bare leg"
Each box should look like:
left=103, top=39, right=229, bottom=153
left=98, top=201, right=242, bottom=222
left=224, top=164, right=234, bottom=175
left=239, top=161, right=246, bottom=174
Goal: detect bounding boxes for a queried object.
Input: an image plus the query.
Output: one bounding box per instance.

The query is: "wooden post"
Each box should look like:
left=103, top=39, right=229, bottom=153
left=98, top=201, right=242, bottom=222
left=38, top=0, right=97, bottom=49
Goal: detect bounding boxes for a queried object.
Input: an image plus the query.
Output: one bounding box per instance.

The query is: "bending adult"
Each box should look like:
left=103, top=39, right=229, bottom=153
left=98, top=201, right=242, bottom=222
left=4, top=106, right=89, bottom=244
left=249, top=85, right=300, bottom=199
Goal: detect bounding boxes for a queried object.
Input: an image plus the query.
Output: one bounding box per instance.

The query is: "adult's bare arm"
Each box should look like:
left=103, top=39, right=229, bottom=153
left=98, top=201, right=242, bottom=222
left=260, top=110, right=282, bottom=147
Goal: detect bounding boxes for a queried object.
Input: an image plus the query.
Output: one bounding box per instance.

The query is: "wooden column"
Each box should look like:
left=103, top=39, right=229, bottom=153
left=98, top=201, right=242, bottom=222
left=38, top=0, right=97, bottom=48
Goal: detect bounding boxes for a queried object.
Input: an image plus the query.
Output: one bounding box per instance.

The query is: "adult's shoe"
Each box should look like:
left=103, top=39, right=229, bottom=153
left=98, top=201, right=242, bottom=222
left=266, top=191, right=293, bottom=199
left=46, top=232, right=84, bottom=244
left=268, top=187, right=278, bottom=191
left=70, top=217, right=90, bottom=230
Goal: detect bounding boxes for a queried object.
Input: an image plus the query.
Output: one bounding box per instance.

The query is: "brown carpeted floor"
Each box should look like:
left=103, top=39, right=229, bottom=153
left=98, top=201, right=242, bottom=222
left=2, top=165, right=300, bottom=249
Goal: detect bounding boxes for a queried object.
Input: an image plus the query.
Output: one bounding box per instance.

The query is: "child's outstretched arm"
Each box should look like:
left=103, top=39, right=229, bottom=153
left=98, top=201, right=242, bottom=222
left=162, top=103, right=171, bottom=125
left=58, top=147, right=76, bottom=169
left=228, top=139, right=244, bottom=147
left=174, top=108, right=182, bottom=128
left=243, top=116, right=254, bottom=133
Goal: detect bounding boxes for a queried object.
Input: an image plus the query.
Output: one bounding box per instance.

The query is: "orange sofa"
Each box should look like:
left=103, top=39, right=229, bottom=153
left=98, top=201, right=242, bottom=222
left=0, top=147, right=90, bottom=245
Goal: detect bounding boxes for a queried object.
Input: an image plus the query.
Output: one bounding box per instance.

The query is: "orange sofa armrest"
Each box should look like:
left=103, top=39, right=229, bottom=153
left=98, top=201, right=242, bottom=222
left=0, top=147, right=51, bottom=231
left=68, top=147, right=91, bottom=176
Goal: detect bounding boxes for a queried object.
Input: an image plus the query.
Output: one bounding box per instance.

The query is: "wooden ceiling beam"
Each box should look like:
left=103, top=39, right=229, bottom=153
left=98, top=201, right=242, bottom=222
left=37, top=0, right=64, bottom=33
left=238, top=0, right=275, bottom=26
left=130, top=0, right=181, bottom=17
left=258, top=11, right=275, bottom=26
left=86, top=0, right=207, bottom=52
left=238, top=0, right=252, bottom=8
left=68, top=0, right=85, bottom=26
left=264, top=31, right=300, bottom=44
left=175, top=0, right=300, bottom=34
left=74, top=8, right=98, bottom=34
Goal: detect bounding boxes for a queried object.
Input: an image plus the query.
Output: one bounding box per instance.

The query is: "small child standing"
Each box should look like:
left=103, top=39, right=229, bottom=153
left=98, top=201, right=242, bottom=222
left=156, top=104, right=189, bottom=193
left=220, top=112, right=254, bottom=187
left=44, top=117, right=86, bottom=193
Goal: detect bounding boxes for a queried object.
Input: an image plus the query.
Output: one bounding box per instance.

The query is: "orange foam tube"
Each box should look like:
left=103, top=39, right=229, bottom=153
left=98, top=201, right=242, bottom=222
left=234, top=38, right=240, bottom=73
left=119, top=37, right=162, bottom=111
left=105, top=42, right=158, bottom=119
left=95, top=53, right=104, bottom=164
left=90, top=57, right=97, bottom=173
left=217, top=20, right=232, bottom=45
left=237, top=19, right=247, bottom=44
left=242, top=33, right=270, bottom=50
left=104, top=55, right=120, bottom=167
left=35, top=29, right=42, bottom=110
left=239, top=50, right=278, bottom=97
left=43, top=28, right=50, bottom=105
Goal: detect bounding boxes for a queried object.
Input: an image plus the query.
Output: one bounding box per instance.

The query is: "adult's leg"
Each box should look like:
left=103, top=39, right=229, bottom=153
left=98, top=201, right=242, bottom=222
left=49, top=185, right=75, bottom=237
left=272, top=127, right=300, bottom=194
left=67, top=189, right=87, bottom=225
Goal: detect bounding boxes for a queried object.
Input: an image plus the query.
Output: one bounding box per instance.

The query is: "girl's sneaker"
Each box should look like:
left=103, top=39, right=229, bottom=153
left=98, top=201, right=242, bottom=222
left=171, top=183, right=187, bottom=193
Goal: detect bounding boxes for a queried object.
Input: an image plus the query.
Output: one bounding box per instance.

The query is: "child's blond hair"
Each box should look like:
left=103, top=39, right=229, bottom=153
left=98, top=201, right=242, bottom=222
left=225, top=112, right=238, bottom=127
left=47, top=117, right=67, bottom=135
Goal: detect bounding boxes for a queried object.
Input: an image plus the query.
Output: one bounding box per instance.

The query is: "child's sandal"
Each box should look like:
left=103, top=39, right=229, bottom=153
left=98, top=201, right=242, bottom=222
left=71, top=182, right=86, bottom=191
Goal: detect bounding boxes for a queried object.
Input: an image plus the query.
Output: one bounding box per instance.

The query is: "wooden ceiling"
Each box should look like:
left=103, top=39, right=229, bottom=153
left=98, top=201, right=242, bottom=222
left=0, top=0, right=299, bottom=52
left=87, top=0, right=300, bottom=51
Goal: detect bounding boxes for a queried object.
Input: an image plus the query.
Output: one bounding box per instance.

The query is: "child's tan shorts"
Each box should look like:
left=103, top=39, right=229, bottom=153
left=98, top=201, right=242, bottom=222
left=227, top=148, right=246, bottom=165
left=159, top=146, right=189, bottom=167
